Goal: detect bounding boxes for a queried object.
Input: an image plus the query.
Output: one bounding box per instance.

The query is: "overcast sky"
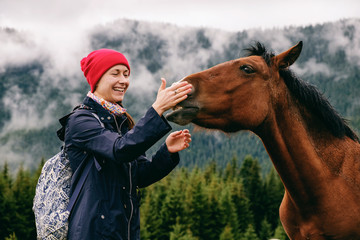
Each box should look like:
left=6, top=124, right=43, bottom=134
left=1, top=0, right=359, bottom=33
left=1, top=0, right=359, bottom=167
left=1, top=0, right=359, bottom=76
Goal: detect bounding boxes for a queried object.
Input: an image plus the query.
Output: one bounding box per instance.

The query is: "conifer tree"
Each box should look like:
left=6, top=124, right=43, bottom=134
left=158, top=173, right=185, bottom=240
left=0, top=164, right=16, bottom=239
left=5, top=232, right=17, bottom=240
left=258, top=218, right=272, bottom=240
left=223, top=156, right=238, bottom=181
left=263, top=168, right=284, bottom=230
left=140, top=181, right=167, bottom=240
left=239, top=155, right=264, bottom=233
left=139, top=186, right=153, bottom=239
left=184, top=167, right=212, bottom=239
left=219, top=184, right=240, bottom=239
left=273, top=223, right=289, bottom=240
left=0, top=166, right=8, bottom=239
left=219, top=224, right=234, bottom=240
left=169, top=223, right=197, bottom=240
left=203, top=160, right=217, bottom=184
left=33, top=158, right=45, bottom=184
left=0, top=153, right=291, bottom=240
left=229, top=180, right=253, bottom=234
left=2, top=162, right=12, bottom=188
left=12, top=165, right=36, bottom=239
left=240, top=224, right=260, bottom=240
left=169, top=222, right=184, bottom=240
left=206, top=173, right=225, bottom=240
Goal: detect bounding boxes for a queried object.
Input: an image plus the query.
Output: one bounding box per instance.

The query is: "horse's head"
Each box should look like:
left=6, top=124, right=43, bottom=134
left=166, top=41, right=303, bottom=132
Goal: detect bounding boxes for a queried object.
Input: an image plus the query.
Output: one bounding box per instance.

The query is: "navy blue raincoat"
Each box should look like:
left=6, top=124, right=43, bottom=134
left=63, top=97, right=179, bottom=239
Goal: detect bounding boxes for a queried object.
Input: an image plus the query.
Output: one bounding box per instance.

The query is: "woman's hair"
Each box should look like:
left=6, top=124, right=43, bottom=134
left=118, top=102, right=135, bottom=129
left=124, top=112, right=135, bottom=129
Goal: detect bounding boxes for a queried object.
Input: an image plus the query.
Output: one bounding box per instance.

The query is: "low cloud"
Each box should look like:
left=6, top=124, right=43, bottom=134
left=0, top=29, right=45, bottom=69
left=294, top=58, right=332, bottom=77
left=0, top=18, right=359, bottom=169
left=324, top=19, right=360, bottom=65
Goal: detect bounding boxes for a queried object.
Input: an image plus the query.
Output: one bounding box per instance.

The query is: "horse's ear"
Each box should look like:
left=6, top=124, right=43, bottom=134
left=273, top=41, right=303, bottom=69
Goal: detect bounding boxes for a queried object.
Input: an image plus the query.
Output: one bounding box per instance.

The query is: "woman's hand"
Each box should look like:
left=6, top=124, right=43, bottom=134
left=152, top=78, right=192, bottom=116
left=165, top=129, right=191, bottom=153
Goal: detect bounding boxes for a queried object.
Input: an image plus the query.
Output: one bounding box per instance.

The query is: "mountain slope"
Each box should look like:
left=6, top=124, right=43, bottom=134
left=0, top=18, right=359, bottom=172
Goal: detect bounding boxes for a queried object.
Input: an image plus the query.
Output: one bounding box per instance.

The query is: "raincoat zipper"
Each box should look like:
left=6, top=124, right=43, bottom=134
left=114, top=115, right=127, bottom=137
left=128, top=162, right=133, bottom=240
left=113, top=115, right=133, bottom=240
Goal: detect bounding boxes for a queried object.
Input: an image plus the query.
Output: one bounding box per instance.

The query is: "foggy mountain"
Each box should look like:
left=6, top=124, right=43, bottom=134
left=1, top=18, right=359, bottom=172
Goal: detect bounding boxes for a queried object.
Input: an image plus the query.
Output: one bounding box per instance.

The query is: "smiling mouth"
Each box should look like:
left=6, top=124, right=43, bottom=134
left=113, top=87, right=125, bottom=93
left=166, top=105, right=199, bottom=125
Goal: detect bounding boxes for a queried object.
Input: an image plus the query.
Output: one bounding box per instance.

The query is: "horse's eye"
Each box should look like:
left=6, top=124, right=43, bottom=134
left=240, top=65, right=255, bottom=74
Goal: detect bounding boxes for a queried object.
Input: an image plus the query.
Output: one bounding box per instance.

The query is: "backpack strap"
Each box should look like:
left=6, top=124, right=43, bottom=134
left=57, top=104, right=104, bottom=141
left=66, top=154, right=93, bottom=214
left=64, top=110, right=104, bottom=215
left=90, top=113, right=105, bottom=128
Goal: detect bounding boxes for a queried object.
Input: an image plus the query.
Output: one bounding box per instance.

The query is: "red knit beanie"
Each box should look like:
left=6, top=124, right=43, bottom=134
left=80, top=49, right=130, bottom=92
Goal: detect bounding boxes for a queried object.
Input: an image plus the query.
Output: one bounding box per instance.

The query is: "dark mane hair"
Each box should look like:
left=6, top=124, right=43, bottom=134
left=245, top=42, right=275, bottom=65
left=245, top=42, right=360, bottom=143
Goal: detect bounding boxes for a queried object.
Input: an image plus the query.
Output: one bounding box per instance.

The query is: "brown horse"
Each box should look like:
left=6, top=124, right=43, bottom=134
left=167, top=41, right=360, bottom=240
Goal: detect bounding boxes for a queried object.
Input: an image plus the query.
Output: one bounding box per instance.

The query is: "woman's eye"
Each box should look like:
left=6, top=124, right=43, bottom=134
left=240, top=65, right=255, bottom=74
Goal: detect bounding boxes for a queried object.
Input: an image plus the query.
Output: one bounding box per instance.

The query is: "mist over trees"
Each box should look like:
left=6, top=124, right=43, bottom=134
left=1, top=18, right=359, bottom=172
left=0, top=18, right=359, bottom=240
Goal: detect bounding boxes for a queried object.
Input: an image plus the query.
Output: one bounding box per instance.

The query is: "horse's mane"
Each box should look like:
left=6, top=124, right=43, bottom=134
left=245, top=42, right=360, bottom=143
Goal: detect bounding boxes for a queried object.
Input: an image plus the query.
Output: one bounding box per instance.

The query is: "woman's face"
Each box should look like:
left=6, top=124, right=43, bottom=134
left=94, top=64, right=130, bottom=103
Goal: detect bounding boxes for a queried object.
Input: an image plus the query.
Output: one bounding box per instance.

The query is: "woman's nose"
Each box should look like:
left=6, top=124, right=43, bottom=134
left=118, top=75, right=129, bottom=83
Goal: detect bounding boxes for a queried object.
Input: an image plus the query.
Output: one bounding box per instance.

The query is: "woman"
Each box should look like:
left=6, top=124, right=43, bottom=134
left=64, top=49, right=192, bottom=239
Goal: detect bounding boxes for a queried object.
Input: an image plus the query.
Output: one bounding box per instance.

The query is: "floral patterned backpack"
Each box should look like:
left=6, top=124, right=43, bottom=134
left=33, top=108, right=103, bottom=240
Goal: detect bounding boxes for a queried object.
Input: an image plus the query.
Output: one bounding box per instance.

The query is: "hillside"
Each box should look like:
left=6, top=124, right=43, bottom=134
left=0, top=18, right=359, bottom=172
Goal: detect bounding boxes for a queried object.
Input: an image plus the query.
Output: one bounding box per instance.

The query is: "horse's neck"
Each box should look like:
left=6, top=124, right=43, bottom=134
left=257, top=105, right=360, bottom=206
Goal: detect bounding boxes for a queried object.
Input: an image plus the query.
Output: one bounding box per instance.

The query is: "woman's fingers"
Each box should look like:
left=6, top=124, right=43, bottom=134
left=153, top=78, right=192, bottom=116
left=170, top=81, right=192, bottom=95
left=166, top=129, right=192, bottom=153
left=158, top=78, right=167, bottom=93
left=170, top=81, right=189, bottom=89
left=173, top=93, right=188, bottom=105
left=171, top=130, right=183, bottom=137
left=160, top=79, right=192, bottom=100
left=170, top=130, right=191, bottom=141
